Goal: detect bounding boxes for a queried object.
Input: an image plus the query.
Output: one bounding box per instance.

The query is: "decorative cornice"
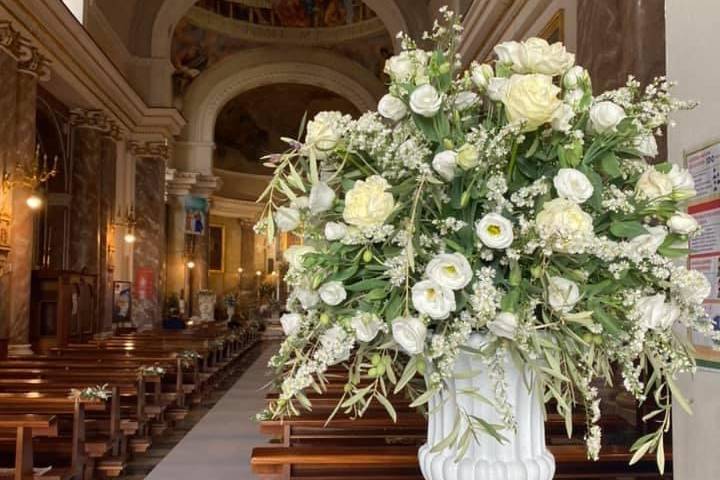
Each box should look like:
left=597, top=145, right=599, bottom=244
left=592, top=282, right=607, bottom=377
left=0, top=20, right=22, bottom=59
left=128, top=140, right=170, bottom=160
left=70, top=108, right=126, bottom=140
left=192, top=175, right=222, bottom=198
left=0, top=21, right=51, bottom=81
left=166, top=170, right=200, bottom=197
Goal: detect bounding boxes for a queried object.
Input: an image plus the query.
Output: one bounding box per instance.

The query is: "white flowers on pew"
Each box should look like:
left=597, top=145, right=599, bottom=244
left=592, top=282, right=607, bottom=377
left=255, top=9, right=713, bottom=470
left=138, top=364, right=166, bottom=377
left=69, top=384, right=111, bottom=401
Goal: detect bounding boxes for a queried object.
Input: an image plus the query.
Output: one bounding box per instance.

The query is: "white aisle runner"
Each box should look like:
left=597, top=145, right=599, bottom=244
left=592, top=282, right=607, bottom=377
left=146, top=344, right=275, bottom=480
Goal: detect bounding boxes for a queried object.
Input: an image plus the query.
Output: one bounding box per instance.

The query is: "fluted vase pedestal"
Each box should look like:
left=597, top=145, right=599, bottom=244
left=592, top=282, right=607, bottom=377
left=418, top=335, right=555, bottom=480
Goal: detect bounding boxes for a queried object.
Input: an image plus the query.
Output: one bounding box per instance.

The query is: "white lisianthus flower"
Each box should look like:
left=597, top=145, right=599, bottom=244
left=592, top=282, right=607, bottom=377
left=426, top=252, right=473, bottom=290
left=668, top=165, right=697, bottom=200
left=633, top=134, right=658, bottom=158
left=453, top=91, right=479, bottom=111
left=350, top=312, right=384, bottom=342
left=411, top=280, right=456, bottom=320
left=318, top=281, right=347, bottom=306
left=296, top=288, right=320, bottom=310
left=634, top=294, right=681, bottom=331
left=487, top=312, right=518, bottom=339
left=486, top=77, right=509, bottom=102
left=456, top=143, right=479, bottom=170
left=563, top=66, right=588, bottom=90
left=476, top=213, right=514, bottom=249
left=535, top=198, right=594, bottom=252
left=391, top=316, right=427, bottom=355
left=547, top=276, right=581, bottom=313
left=551, top=103, right=575, bottom=132
left=306, top=111, right=343, bottom=158
left=501, top=74, right=562, bottom=131
left=589, top=101, right=626, bottom=133
left=276, top=206, right=301, bottom=232
left=495, top=37, right=575, bottom=76
left=377, top=94, right=408, bottom=122
left=636, top=168, right=673, bottom=201
left=553, top=168, right=594, bottom=204
left=470, top=62, right=493, bottom=90
left=280, top=313, right=302, bottom=336
left=343, top=175, right=395, bottom=228
left=324, top=221, right=348, bottom=241
left=432, top=150, right=458, bottom=181
left=410, top=84, right=442, bottom=117
left=628, top=226, right=667, bottom=254
left=309, top=182, right=335, bottom=214
left=667, top=212, right=699, bottom=235
left=283, top=245, right=316, bottom=270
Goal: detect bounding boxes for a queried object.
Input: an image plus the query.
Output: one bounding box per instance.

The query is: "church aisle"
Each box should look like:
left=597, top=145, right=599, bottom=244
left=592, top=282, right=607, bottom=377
left=145, top=342, right=277, bottom=480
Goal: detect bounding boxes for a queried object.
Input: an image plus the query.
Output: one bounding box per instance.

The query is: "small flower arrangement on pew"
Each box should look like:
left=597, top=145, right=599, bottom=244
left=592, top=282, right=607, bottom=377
left=69, top=384, right=112, bottom=401
left=138, top=364, right=166, bottom=377
left=255, top=9, right=718, bottom=471
left=179, top=350, right=201, bottom=369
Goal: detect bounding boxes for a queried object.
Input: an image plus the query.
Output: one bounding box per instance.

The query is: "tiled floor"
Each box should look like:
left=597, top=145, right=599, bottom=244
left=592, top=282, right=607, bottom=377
left=120, top=342, right=277, bottom=479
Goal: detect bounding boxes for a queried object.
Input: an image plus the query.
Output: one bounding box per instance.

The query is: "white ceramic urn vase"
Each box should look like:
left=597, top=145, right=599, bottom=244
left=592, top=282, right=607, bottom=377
left=418, top=335, right=555, bottom=480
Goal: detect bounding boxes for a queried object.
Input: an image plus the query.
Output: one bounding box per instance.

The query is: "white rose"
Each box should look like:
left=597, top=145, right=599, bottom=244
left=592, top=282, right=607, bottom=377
left=391, top=316, right=427, bottom=355
left=563, top=66, right=587, bottom=90
left=633, top=134, right=658, bottom=158
left=318, top=281, right=347, bottom=306
left=487, top=77, right=508, bottom=102
left=410, top=84, right=442, bottom=117
left=628, top=226, right=667, bottom=254
left=426, top=253, right=473, bottom=290
left=343, top=175, right=395, bottom=228
left=476, top=213, right=514, bottom=249
left=350, top=312, right=384, bottom=343
left=668, top=165, right=697, bottom=200
left=487, top=312, right=518, bottom=340
left=309, top=181, right=335, bottom=214
left=547, top=276, right=581, bottom=313
left=378, top=94, right=408, bottom=122
left=551, top=103, right=575, bottom=132
left=589, top=101, right=626, bottom=133
left=384, top=52, right=415, bottom=83
left=668, top=212, right=699, bottom=235
left=636, top=168, right=673, bottom=201
left=296, top=288, right=320, bottom=310
left=470, top=62, right=494, bottom=90
left=494, top=40, right=522, bottom=67
left=283, top=245, right=316, bottom=270
left=453, top=91, right=479, bottom=111
left=432, top=150, right=458, bottom=181
left=501, top=74, right=562, bottom=131
left=495, top=38, right=574, bottom=76
left=536, top=198, right=594, bottom=253
left=276, top=206, right=301, bottom=232
left=553, top=168, right=594, bottom=204
left=634, top=294, right=681, bottom=331
left=280, top=313, right=302, bottom=336
left=411, top=280, right=456, bottom=320
left=306, top=111, right=343, bottom=158
left=456, top=143, right=479, bottom=170
left=324, top=221, right=348, bottom=241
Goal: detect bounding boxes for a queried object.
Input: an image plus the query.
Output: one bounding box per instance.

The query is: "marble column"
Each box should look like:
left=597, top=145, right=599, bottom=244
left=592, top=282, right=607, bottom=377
left=166, top=171, right=198, bottom=314
left=131, top=141, right=169, bottom=328
left=98, top=130, right=118, bottom=331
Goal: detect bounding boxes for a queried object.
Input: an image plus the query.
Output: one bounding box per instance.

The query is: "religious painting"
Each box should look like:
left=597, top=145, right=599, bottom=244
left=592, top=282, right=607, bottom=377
left=185, top=196, right=208, bottom=236
left=209, top=224, right=225, bottom=272
left=112, top=281, right=132, bottom=323
left=134, top=267, right=155, bottom=301
left=539, top=9, right=564, bottom=44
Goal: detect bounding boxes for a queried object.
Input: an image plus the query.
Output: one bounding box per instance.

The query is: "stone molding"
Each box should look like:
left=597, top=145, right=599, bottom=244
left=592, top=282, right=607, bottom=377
left=192, top=174, right=222, bottom=198
left=0, top=20, right=51, bottom=81
left=212, top=195, right=263, bottom=220
left=166, top=170, right=200, bottom=197
left=69, top=108, right=127, bottom=141
left=128, top=140, right=171, bottom=160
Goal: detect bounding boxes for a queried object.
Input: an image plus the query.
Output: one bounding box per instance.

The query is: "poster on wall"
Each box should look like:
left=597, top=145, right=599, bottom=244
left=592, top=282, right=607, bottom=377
left=185, top=196, right=208, bottom=236
left=134, top=267, right=155, bottom=300
left=112, top=281, right=132, bottom=323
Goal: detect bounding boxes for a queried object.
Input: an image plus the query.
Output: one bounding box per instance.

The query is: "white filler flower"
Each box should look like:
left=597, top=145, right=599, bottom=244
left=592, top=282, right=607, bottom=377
left=547, top=276, right=581, bottom=313
left=410, top=84, right=442, bottom=117
left=280, top=313, right=302, bottom=336
left=318, top=281, right=347, bottom=306
left=412, top=280, right=456, bottom=319
left=476, top=213, right=514, bottom=249
left=487, top=312, right=518, bottom=339
left=426, top=252, right=473, bottom=290
left=392, top=316, right=427, bottom=355
left=553, top=168, right=594, bottom=204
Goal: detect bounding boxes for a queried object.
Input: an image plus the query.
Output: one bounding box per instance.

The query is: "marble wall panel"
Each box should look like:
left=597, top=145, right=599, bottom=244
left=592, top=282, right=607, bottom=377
left=99, top=136, right=116, bottom=331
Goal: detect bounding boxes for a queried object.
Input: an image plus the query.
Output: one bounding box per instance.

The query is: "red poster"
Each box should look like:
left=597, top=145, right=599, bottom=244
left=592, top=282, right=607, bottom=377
left=134, top=267, right=155, bottom=300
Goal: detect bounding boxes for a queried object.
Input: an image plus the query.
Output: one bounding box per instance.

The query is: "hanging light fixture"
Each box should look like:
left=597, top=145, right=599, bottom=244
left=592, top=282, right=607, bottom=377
left=2, top=145, right=58, bottom=211
left=114, top=205, right=137, bottom=244
left=25, top=192, right=44, bottom=210
left=186, top=260, right=196, bottom=269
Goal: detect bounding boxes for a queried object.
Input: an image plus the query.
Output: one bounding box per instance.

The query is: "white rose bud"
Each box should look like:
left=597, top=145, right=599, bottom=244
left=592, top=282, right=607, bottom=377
left=471, top=62, right=494, bottom=90
left=553, top=168, right=594, bottom=204
left=634, top=294, right=681, bottom=331
left=351, top=312, right=384, bottom=343
left=551, top=103, right=575, bottom=132
left=377, top=94, right=408, bottom=122
left=633, top=134, right=658, bottom=158
left=456, top=143, right=480, bottom=170
left=667, top=212, right=699, bottom=235
left=324, top=221, right=348, bottom=241
left=318, top=281, right=347, bottom=306
left=476, top=213, right=514, bottom=249
left=391, top=316, right=427, bottom=355
left=589, top=101, right=626, bottom=133
left=547, top=276, right=581, bottom=313
left=453, top=91, right=479, bottom=111
left=668, top=165, right=697, bottom=200
left=432, top=150, right=458, bottom=181
left=309, top=181, right=335, bottom=214
left=280, top=313, right=302, bottom=336
left=409, top=84, right=442, bottom=117
left=425, top=253, right=473, bottom=290
left=636, top=169, right=673, bottom=201
left=411, top=280, right=456, bottom=320
left=487, top=312, right=518, bottom=340
left=276, top=206, right=301, bottom=232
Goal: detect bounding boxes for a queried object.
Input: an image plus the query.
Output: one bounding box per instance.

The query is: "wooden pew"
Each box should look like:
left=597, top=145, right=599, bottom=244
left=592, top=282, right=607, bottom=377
left=0, top=415, right=60, bottom=480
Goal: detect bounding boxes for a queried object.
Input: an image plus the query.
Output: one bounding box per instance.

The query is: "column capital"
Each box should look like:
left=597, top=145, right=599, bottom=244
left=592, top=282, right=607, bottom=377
left=166, top=170, right=199, bottom=197
left=191, top=174, right=222, bottom=198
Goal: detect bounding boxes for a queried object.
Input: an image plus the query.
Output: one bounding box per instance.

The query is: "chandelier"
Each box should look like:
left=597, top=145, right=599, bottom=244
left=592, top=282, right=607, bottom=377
left=1, top=145, right=58, bottom=210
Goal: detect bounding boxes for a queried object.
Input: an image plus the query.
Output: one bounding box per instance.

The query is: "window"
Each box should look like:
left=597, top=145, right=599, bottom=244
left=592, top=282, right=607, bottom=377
left=62, top=0, right=84, bottom=24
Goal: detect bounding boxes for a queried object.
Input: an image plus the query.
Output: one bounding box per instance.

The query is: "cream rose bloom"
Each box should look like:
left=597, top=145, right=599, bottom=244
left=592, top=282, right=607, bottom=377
left=668, top=165, right=697, bottom=200
left=501, top=74, right=561, bottom=131
left=318, top=281, right=347, bottom=306
left=410, top=84, right=442, bottom=117
left=432, top=150, right=458, bottom=181
left=411, top=280, right=456, bottom=320
left=536, top=198, right=594, bottom=252
left=487, top=312, right=518, bottom=339
left=276, top=206, right=301, bottom=232
left=378, top=94, right=408, bottom=122
left=547, top=276, right=581, bottom=313
left=425, top=253, right=473, bottom=290
left=343, top=175, right=395, bottom=228
left=636, top=169, right=673, bottom=201
left=391, top=316, right=427, bottom=355
left=553, top=168, right=594, bottom=204
left=305, top=111, right=343, bottom=158
left=476, top=213, right=514, bottom=249
left=350, top=312, right=384, bottom=343
left=494, top=37, right=575, bottom=76
left=667, top=212, right=699, bottom=235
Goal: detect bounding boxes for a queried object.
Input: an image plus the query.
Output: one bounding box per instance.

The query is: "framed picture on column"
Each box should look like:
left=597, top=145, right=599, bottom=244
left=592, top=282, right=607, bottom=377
left=113, top=281, right=133, bottom=324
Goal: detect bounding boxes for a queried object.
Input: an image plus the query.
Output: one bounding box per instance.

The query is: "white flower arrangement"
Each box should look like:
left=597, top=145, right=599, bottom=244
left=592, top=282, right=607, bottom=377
left=256, top=10, right=714, bottom=472
left=138, top=364, right=166, bottom=377
left=69, top=384, right=111, bottom=401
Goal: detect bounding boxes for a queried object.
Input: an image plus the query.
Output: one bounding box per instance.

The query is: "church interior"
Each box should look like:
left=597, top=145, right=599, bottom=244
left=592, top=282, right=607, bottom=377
left=0, top=0, right=719, bottom=479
